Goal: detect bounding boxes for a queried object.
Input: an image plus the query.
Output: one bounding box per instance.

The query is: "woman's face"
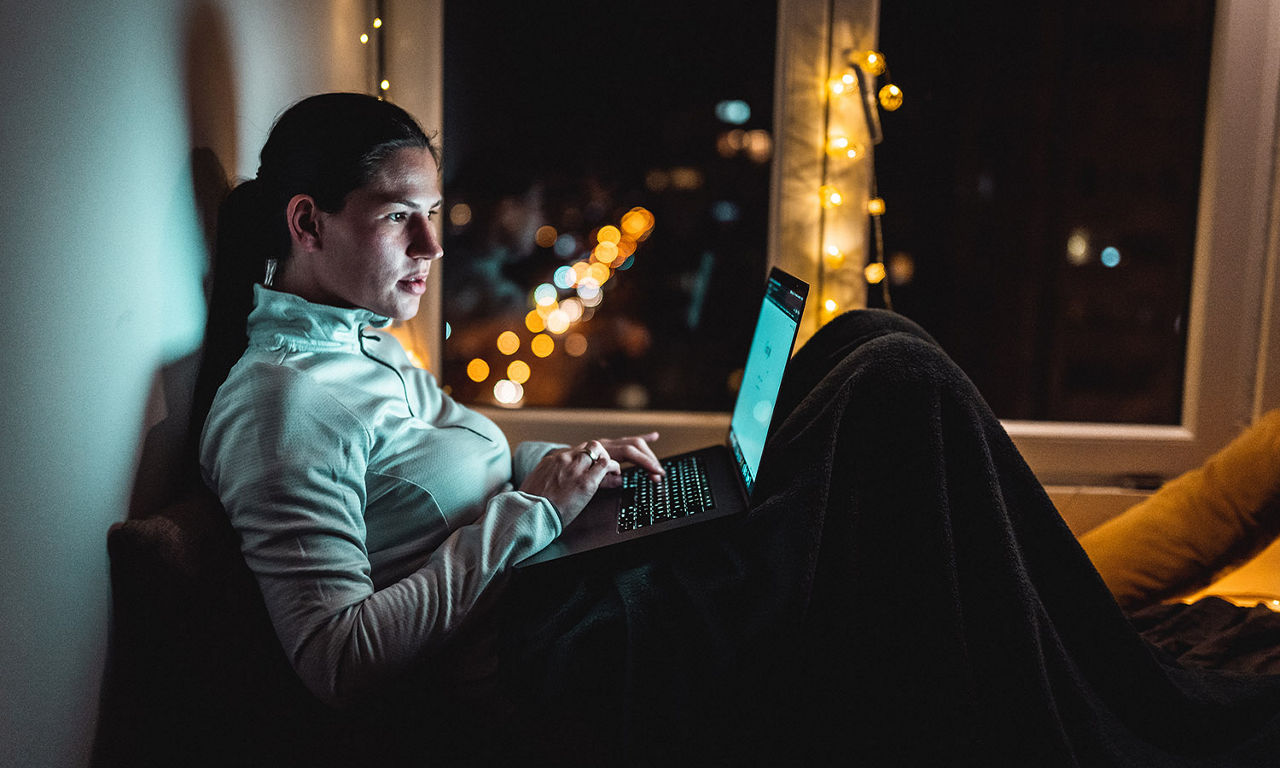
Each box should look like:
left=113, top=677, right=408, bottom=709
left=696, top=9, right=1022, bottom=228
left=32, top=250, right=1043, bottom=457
left=298, top=146, right=444, bottom=321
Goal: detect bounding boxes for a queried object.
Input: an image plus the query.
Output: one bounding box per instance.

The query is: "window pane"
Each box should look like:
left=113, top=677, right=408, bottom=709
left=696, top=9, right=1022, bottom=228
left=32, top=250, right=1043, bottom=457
left=441, top=1, right=777, bottom=410
left=874, top=1, right=1215, bottom=424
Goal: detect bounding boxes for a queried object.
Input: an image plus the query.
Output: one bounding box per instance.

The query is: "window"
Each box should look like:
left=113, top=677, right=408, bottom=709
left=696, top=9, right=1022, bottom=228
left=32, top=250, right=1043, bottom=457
left=874, top=1, right=1214, bottom=427
left=400, top=0, right=1280, bottom=485
left=440, top=0, right=778, bottom=413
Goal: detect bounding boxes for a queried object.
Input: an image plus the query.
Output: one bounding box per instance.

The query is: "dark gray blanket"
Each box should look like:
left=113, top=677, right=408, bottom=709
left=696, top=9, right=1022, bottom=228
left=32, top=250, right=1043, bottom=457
left=500, top=310, right=1280, bottom=766
left=101, top=309, right=1280, bottom=767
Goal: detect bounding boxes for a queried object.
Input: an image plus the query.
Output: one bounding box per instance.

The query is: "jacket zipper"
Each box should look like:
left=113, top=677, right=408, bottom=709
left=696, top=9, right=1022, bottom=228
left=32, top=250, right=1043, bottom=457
left=358, top=331, right=416, bottom=419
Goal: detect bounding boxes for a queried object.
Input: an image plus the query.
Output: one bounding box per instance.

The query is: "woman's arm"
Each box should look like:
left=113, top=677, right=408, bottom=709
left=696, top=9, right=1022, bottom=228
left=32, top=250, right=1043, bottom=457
left=202, top=362, right=561, bottom=706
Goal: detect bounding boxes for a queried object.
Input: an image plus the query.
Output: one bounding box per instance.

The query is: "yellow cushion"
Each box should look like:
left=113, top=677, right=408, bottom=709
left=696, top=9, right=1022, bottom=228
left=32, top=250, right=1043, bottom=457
left=1079, top=410, right=1280, bottom=610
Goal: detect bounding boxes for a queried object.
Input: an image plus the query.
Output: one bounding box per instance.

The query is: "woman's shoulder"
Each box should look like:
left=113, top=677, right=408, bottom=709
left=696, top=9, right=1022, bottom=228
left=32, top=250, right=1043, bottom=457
left=212, top=355, right=372, bottom=434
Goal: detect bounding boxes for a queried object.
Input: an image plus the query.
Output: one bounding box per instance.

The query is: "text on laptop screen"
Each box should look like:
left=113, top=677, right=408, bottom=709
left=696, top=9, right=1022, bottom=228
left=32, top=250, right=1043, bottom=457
left=728, top=274, right=806, bottom=495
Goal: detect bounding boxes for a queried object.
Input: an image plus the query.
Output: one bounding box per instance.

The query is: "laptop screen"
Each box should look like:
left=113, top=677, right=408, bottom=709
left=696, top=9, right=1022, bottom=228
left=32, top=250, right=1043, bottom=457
left=727, top=269, right=808, bottom=496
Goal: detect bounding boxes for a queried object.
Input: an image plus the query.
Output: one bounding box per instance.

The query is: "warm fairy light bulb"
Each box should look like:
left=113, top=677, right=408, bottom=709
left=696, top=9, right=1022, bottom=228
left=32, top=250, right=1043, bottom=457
left=380, top=79, right=390, bottom=91
left=531, top=334, right=555, bottom=358
left=586, top=262, right=611, bottom=286
left=827, top=135, right=864, bottom=160
left=593, top=241, right=619, bottom=265
left=824, top=245, right=845, bottom=268
left=507, top=360, right=531, bottom=384
left=561, top=297, right=584, bottom=322
left=564, top=332, right=588, bottom=357
left=819, top=185, right=844, bottom=208
left=596, top=225, right=621, bottom=245
left=466, top=358, right=490, bottom=382
left=823, top=298, right=839, bottom=315
left=865, top=262, right=887, bottom=284
left=525, top=310, right=546, bottom=333
left=827, top=70, right=857, bottom=96
left=546, top=309, right=571, bottom=335
left=867, top=197, right=886, bottom=216
left=879, top=84, right=903, bottom=111
left=449, top=203, right=472, bottom=227
left=496, top=331, right=520, bottom=355
left=493, top=379, right=524, bottom=405
left=860, top=50, right=887, bottom=77
left=576, top=279, right=601, bottom=303
left=536, top=225, right=559, bottom=248
left=360, top=33, right=369, bottom=44
left=372, top=17, right=383, bottom=28
left=620, top=208, right=650, bottom=236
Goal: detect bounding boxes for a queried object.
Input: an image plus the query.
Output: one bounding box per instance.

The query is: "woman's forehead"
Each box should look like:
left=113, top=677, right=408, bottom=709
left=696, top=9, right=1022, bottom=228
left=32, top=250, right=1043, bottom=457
left=360, top=147, right=440, bottom=202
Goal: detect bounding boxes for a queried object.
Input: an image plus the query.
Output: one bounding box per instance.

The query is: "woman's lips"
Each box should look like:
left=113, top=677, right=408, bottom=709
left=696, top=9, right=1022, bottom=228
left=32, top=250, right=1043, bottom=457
left=399, top=276, right=428, bottom=295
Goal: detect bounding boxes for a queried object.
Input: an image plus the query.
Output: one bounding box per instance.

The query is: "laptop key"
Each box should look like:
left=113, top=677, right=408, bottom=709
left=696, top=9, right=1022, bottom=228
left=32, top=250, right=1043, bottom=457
left=617, top=455, right=715, bottom=532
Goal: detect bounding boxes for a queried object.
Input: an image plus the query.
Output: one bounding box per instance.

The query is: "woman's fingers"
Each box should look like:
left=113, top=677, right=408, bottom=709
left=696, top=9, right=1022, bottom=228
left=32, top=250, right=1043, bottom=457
left=598, top=432, right=664, bottom=482
left=521, top=434, right=666, bottom=525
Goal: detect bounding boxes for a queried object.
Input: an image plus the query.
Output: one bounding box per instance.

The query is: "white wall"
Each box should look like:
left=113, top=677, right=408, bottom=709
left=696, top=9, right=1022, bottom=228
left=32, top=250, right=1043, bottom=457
left=0, top=1, right=438, bottom=765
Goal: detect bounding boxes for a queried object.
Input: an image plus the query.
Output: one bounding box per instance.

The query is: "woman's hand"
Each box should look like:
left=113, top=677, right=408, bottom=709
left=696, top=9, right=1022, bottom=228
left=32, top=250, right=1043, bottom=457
left=519, top=433, right=664, bottom=526
left=594, top=432, right=664, bottom=488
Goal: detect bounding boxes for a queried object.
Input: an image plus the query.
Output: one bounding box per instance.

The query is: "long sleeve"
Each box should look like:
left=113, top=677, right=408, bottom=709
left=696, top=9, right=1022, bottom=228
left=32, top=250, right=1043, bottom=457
left=202, top=361, right=561, bottom=706
left=513, top=440, right=568, bottom=485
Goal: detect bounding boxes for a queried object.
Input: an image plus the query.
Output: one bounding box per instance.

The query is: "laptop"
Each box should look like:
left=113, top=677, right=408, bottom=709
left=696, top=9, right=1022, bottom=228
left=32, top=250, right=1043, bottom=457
left=516, top=267, right=808, bottom=568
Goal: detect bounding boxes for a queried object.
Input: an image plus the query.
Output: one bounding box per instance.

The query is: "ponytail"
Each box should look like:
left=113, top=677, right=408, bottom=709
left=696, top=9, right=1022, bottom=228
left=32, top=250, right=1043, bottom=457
left=187, top=177, right=285, bottom=463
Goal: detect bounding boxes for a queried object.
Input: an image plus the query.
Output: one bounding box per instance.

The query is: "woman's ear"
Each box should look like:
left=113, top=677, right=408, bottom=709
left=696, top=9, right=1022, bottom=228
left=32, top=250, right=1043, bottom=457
left=286, top=193, right=323, bottom=252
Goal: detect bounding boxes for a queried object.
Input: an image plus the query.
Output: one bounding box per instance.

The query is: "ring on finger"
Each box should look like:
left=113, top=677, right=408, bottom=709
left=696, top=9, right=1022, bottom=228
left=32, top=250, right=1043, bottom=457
left=581, top=448, right=600, bottom=462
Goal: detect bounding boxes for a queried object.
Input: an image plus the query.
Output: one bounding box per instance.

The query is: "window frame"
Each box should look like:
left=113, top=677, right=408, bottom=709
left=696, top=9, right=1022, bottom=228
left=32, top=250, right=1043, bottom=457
left=998, top=0, right=1280, bottom=485
left=406, top=0, right=1280, bottom=487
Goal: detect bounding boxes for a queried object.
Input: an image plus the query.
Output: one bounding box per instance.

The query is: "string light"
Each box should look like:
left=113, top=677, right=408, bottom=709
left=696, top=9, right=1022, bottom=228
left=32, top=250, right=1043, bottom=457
left=879, top=84, right=904, bottom=111
left=826, top=135, right=864, bottom=160
left=828, top=70, right=858, bottom=96
left=368, top=7, right=387, bottom=100
left=815, top=48, right=902, bottom=325
left=860, top=50, right=887, bottom=77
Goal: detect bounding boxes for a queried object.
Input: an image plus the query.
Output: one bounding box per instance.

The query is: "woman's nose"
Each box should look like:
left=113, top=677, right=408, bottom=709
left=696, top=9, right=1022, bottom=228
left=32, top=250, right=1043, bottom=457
left=411, top=217, right=444, bottom=260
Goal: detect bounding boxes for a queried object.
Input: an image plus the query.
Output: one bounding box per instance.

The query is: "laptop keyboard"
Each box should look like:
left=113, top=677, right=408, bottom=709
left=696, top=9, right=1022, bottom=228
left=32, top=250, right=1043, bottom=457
left=617, top=454, right=716, bottom=532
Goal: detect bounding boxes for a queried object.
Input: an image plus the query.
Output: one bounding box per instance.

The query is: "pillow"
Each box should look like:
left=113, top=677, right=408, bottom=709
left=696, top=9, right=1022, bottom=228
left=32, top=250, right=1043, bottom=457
left=1079, top=409, right=1280, bottom=611
left=102, top=489, right=349, bottom=766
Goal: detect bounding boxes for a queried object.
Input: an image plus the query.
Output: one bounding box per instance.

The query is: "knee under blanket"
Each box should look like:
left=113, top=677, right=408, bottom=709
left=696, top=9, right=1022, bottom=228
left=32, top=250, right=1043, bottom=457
left=499, top=310, right=1280, bottom=766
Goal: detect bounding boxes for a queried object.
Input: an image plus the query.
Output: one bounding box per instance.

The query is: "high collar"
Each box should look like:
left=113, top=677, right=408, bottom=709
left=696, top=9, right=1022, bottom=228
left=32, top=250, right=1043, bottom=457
left=247, top=284, right=392, bottom=353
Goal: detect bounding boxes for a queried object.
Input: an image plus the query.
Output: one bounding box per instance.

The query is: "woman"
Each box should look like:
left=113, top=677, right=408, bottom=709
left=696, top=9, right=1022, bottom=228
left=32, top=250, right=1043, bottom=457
left=195, top=93, right=1280, bottom=766
left=195, top=92, right=667, bottom=708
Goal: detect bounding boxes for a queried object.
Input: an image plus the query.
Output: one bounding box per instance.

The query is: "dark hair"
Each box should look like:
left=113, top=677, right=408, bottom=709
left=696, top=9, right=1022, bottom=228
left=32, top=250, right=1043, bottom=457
left=188, top=93, right=435, bottom=459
